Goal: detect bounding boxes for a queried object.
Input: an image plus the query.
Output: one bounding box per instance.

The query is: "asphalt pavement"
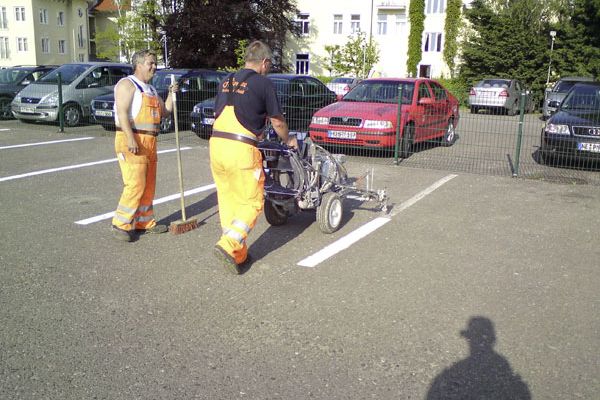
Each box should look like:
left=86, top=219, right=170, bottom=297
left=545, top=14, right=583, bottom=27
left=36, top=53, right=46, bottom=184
left=0, top=119, right=599, bottom=399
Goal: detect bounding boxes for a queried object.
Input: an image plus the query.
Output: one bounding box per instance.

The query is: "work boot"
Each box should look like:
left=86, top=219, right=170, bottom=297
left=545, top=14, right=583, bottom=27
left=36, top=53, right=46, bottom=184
left=213, top=245, right=243, bottom=275
left=111, top=225, right=134, bottom=242
left=137, top=224, right=168, bottom=234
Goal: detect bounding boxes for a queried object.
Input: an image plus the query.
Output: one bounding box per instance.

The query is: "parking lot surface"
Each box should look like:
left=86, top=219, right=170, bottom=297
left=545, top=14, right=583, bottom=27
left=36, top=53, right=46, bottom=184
left=1, top=120, right=599, bottom=399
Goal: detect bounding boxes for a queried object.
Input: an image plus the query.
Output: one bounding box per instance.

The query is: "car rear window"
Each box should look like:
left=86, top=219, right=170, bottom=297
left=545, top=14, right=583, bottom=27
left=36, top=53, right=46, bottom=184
left=479, top=79, right=510, bottom=89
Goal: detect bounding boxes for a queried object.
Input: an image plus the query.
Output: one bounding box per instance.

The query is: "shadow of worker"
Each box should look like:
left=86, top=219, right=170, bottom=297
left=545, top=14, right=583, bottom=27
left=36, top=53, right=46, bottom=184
left=426, top=316, right=531, bottom=400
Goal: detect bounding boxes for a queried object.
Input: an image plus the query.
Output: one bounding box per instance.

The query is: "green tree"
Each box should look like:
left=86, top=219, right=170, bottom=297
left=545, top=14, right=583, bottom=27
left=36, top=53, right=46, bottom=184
left=323, top=44, right=341, bottom=76
left=332, top=32, right=379, bottom=78
left=407, top=0, right=425, bottom=77
left=443, top=0, right=462, bottom=77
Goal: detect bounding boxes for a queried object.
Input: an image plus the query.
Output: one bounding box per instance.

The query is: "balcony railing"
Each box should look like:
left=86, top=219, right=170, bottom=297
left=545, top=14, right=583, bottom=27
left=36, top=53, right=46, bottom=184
left=377, top=0, right=406, bottom=9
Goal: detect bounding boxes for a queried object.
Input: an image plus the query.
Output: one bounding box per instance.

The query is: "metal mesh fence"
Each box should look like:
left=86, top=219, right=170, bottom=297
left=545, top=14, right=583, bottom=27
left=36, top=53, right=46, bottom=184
left=6, top=72, right=599, bottom=186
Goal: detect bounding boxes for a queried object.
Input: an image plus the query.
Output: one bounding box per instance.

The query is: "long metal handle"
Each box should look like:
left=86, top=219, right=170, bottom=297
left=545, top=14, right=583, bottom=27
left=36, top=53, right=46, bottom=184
left=171, top=74, right=187, bottom=221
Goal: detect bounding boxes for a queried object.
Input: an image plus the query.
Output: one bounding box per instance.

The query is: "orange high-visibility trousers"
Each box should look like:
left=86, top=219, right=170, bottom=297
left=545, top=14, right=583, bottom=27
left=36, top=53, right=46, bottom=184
left=111, top=131, right=158, bottom=231
left=210, top=137, right=264, bottom=264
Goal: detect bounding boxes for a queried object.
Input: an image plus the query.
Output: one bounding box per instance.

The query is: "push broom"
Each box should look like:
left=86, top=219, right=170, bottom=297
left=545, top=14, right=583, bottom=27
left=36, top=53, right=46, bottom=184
left=168, top=74, right=199, bottom=235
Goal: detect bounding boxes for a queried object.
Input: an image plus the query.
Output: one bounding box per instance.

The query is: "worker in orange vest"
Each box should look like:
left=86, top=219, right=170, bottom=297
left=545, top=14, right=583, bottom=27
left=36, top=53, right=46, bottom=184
left=211, top=40, right=298, bottom=274
left=111, top=49, right=177, bottom=242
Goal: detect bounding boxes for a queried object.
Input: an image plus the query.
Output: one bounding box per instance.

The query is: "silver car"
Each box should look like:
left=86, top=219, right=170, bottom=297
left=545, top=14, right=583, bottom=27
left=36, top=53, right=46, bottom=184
left=542, top=76, right=595, bottom=119
left=468, top=78, right=533, bottom=115
left=11, top=62, right=132, bottom=127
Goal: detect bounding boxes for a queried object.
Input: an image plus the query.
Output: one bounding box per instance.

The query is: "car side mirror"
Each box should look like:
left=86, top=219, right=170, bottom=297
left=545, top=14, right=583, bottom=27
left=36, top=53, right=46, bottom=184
left=418, top=97, right=435, bottom=105
left=21, top=79, right=31, bottom=86
left=88, top=82, right=99, bottom=88
left=548, top=100, right=561, bottom=108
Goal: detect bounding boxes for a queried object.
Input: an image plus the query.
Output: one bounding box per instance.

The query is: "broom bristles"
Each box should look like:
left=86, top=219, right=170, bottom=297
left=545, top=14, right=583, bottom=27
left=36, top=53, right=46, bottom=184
left=169, top=219, right=199, bottom=235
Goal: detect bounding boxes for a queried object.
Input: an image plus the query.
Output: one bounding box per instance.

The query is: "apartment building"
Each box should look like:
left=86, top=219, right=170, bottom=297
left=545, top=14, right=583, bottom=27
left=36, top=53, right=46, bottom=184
left=286, top=0, right=453, bottom=79
left=0, top=0, right=117, bottom=67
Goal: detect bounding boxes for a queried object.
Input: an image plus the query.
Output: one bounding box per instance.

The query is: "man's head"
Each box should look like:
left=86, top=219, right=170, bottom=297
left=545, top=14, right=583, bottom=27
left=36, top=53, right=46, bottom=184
left=131, top=49, right=158, bottom=82
left=244, top=40, right=273, bottom=75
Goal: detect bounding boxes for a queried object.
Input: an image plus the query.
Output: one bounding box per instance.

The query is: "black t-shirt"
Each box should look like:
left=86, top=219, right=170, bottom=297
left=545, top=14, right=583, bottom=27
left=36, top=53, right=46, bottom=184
left=214, top=69, right=283, bottom=135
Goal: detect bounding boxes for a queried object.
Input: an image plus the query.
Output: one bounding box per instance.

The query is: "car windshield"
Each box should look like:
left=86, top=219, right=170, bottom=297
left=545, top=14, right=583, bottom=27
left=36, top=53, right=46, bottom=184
left=152, top=71, right=185, bottom=90
left=38, top=64, right=90, bottom=84
left=0, top=67, right=32, bottom=84
left=553, top=80, right=579, bottom=93
left=478, top=79, right=510, bottom=89
left=561, top=85, right=600, bottom=111
left=343, top=81, right=415, bottom=104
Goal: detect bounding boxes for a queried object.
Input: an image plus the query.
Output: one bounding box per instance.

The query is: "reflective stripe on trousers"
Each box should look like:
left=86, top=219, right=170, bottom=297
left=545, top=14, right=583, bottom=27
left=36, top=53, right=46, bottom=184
left=112, top=131, right=158, bottom=231
left=210, top=136, right=264, bottom=264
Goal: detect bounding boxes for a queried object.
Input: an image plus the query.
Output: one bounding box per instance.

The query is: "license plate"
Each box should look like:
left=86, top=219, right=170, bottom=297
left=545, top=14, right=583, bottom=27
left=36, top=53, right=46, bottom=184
left=20, top=106, right=35, bottom=113
left=202, top=117, right=215, bottom=125
left=328, top=130, right=356, bottom=140
left=578, top=142, right=600, bottom=153
left=94, top=110, right=113, bottom=117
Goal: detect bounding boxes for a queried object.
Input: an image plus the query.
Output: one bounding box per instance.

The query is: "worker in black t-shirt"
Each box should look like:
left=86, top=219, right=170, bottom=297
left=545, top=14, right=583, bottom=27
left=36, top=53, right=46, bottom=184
left=210, top=40, right=298, bottom=275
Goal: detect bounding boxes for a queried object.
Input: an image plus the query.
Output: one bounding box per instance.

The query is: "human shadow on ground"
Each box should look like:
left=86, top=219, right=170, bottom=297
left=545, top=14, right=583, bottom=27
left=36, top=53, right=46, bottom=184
left=157, top=191, right=218, bottom=227
left=426, top=316, right=531, bottom=400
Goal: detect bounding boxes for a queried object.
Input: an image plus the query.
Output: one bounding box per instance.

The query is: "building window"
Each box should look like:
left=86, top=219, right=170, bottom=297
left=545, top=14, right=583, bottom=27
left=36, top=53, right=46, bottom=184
left=351, top=14, right=361, bottom=33
left=77, top=8, right=83, bottom=18
left=77, top=25, right=85, bottom=48
left=295, top=13, right=309, bottom=35
left=333, top=14, right=342, bottom=34
left=58, top=39, right=66, bottom=54
left=295, top=53, right=309, bottom=75
left=0, top=37, right=9, bottom=59
left=423, top=32, right=442, bottom=52
left=57, top=11, right=64, bottom=26
left=15, top=7, right=25, bottom=22
left=39, top=9, right=48, bottom=24
left=41, top=37, right=50, bottom=53
left=377, top=14, right=388, bottom=35
left=395, top=14, right=406, bottom=34
left=0, top=7, right=7, bottom=29
left=17, top=37, right=27, bottom=52
left=78, top=53, right=85, bottom=62
left=426, top=0, right=446, bottom=14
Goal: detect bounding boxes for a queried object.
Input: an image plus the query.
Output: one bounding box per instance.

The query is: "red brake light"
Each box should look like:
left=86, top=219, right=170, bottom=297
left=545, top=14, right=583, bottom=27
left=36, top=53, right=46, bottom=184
left=469, top=88, right=476, bottom=95
left=499, top=89, right=509, bottom=97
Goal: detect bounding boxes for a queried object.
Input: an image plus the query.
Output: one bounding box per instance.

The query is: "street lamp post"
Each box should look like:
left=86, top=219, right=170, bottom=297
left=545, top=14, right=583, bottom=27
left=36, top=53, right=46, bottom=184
left=545, top=30, right=557, bottom=87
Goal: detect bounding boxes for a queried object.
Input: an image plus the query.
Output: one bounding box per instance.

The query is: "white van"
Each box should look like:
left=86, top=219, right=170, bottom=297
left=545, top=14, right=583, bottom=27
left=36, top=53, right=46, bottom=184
left=11, top=62, right=132, bottom=126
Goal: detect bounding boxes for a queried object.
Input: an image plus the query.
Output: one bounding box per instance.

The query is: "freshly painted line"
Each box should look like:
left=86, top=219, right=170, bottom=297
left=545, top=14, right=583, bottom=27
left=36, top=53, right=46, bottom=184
left=0, top=147, right=191, bottom=182
left=74, top=183, right=216, bottom=225
left=297, top=174, right=458, bottom=268
left=0, top=137, right=94, bottom=150
left=0, top=128, right=10, bottom=131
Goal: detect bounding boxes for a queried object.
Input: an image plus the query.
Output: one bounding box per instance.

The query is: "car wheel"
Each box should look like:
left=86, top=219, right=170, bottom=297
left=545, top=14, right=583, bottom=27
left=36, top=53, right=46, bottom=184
left=400, top=123, right=414, bottom=159
left=316, top=192, right=343, bottom=234
left=63, top=103, right=82, bottom=127
left=160, top=115, right=173, bottom=134
left=440, top=119, right=456, bottom=147
left=0, top=97, right=13, bottom=119
left=264, top=199, right=288, bottom=226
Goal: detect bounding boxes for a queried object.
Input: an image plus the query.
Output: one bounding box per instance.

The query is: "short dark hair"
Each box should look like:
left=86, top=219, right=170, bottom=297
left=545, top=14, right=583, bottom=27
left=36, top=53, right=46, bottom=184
left=245, top=40, right=272, bottom=63
left=131, top=50, right=157, bottom=71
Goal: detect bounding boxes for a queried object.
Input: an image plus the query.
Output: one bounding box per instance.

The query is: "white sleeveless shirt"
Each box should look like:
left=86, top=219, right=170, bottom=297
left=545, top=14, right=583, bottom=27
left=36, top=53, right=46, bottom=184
left=114, top=75, right=159, bottom=124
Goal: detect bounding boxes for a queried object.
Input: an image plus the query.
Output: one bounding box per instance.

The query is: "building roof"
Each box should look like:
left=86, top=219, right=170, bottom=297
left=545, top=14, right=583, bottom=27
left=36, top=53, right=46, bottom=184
left=92, top=0, right=131, bottom=13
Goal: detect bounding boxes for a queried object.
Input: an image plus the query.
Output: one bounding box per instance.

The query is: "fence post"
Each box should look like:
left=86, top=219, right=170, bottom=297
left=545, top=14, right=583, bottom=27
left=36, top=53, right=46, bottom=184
left=394, top=84, right=403, bottom=165
left=57, top=72, right=64, bottom=133
left=513, top=92, right=526, bottom=177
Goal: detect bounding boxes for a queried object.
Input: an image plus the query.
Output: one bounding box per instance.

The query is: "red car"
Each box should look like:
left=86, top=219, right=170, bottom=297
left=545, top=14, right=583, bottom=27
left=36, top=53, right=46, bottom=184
left=309, top=78, right=459, bottom=156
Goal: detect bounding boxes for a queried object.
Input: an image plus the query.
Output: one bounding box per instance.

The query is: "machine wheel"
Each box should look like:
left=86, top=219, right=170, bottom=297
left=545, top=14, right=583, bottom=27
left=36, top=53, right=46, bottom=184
left=316, top=192, right=343, bottom=234
left=63, top=103, right=82, bottom=127
left=0, top=97, right=12, bottom=119
left=399, top=123, right=414, bottom=159
left=264, top=199, right=288, bottom=226
left=440, top=118, right=456, bottom=147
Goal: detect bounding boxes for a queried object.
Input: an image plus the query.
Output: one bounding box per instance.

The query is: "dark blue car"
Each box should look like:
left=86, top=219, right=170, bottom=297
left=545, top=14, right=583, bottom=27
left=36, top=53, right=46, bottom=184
left=540, top=81, right=600, bottom=166
left=0, top=65, right=57, bottom=119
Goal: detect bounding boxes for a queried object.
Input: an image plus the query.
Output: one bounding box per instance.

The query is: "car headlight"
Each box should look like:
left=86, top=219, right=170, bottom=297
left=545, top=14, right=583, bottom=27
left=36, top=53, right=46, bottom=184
left=39, top=92, right=59, bottom=106
left=193, top=105, right=201, bottom=113
left=311, top=116, right=329, bottom=125
left=363, top=120, right=392, bottom=129
left=546, top=123, right=570, bottom=135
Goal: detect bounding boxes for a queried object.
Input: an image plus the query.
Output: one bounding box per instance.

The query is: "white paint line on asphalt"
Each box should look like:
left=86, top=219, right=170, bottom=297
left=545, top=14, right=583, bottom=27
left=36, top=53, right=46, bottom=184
left=297, top=174, right=458, bottom=268
left=74, top=183, right=216, bottom=225
left=0, top=147, right=191, bottom=183
left=0, top=128, right=10, bottom=131
left=0, top=137, right=94, bottom=150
